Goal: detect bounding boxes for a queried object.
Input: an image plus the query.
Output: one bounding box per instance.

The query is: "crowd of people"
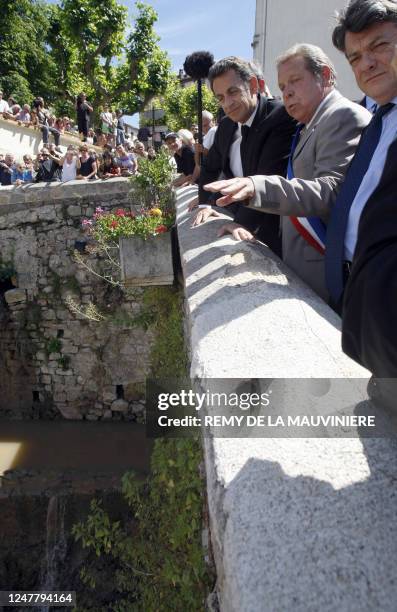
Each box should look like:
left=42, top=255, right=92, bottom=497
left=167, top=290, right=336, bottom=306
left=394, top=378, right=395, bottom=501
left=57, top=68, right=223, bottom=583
left=0, top=90, right=169, bottom=185
left=188, top=0, right=397, bottom=411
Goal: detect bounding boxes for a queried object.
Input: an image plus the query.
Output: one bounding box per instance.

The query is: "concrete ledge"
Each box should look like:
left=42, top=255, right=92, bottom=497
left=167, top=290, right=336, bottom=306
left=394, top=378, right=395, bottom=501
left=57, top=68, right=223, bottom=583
left=0, top=116, right=101, bottom=157
left=176, top=187, right=397, bottom=612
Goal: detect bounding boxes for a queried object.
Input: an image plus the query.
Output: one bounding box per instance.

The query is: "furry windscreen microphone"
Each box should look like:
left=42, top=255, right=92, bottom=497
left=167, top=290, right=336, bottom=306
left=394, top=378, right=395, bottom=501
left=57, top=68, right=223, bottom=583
left=183, top=51, right=214, bottom=80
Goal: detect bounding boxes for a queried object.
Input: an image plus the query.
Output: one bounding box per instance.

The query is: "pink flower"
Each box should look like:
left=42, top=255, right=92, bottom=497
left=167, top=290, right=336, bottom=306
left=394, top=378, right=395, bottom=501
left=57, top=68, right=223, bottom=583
left=95, top=206, right=104, bottom=214
left=82, top=219, right=93, bottom=226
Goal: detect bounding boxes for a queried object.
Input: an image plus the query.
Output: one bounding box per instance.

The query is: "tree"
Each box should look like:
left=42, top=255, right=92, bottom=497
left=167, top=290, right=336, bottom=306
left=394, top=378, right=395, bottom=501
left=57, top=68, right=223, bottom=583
left=50, top=0, right=171, bottom=117
left=0, top=0, right=171, bottom=120
left=0, top=0, right=57, bottom=103
left=158, top=79, right=219, bottom=131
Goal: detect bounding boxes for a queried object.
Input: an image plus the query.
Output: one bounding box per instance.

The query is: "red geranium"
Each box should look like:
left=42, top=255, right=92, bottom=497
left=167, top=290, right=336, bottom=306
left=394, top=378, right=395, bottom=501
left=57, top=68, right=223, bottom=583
left=110, top=220, right=119, bottom=229
left=155, top=224, right=168, bottom=234
left=116, top=209, right=126, bottom=217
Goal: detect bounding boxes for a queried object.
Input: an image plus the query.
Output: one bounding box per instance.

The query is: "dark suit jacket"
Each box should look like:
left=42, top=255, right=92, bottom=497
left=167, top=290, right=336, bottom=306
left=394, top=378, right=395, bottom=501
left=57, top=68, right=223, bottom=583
left=199, top=95, right=296, bottom=256
left=342, top=138, right=397, bottom=377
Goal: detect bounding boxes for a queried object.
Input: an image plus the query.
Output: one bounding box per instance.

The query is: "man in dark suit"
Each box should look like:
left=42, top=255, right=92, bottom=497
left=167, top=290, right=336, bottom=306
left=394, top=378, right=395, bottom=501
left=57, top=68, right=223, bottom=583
left=328, top=0, right=397, bottom=401
left=192, top=56, right=296, bottom=257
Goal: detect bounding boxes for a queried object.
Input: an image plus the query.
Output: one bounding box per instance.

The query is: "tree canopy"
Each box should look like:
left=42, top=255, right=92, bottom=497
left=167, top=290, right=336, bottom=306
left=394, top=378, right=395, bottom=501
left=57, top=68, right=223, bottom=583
left=151, top=79, right=219, bottom=132
left=0, top=0, right=171, bottom=118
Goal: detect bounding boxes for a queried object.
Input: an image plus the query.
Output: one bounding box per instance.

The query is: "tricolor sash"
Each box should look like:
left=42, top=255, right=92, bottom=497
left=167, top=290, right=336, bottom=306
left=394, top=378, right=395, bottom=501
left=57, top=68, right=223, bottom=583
left=288, top=125, right=326, bottom=255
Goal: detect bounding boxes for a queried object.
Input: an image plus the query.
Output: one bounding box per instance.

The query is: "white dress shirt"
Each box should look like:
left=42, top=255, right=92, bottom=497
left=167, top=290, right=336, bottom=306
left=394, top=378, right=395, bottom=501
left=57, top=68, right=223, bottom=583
left=229, top=101, right=259, bottom=178
left=344, top=97, right=397, bottom=261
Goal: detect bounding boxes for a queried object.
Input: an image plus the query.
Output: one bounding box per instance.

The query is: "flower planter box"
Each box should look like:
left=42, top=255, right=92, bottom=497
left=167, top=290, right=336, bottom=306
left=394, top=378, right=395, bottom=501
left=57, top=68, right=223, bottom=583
left=119, top=232, right=174, bottom=286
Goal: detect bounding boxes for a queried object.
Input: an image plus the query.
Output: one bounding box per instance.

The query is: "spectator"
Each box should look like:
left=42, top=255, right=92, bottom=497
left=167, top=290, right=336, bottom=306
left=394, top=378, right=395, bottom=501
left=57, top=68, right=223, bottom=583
left=116, top=109, right=125, bottom=145
left=115, top=144, right=136, bottom=175
left=93, top=128, right=107, bottom=148
left=134, top=141, right=148, bottom=159
left=55, top=117, right=65, bottom=133
left=178, top=128, right=195, bottom=147
left=87, top=128, right=95, bottom=145
left=0, top=154, right=14, bottom=186
left=16, top=104, right=31, bottom=124
left=51, top=145, right=81, bottom=182
left=35, top=148, right=61, bottom=182
left=147, top=146, right=156, bottom=161
left=11, top=161, right=27, bottom=185
left=202, top=110, right=217, bottom=152
left=100, top=104, right=114, bottom=139
left=0, top=90, right=9, bottom=114
left=32, top=97, right=61, bottom=147
left=164, top=131, right=196, bottom=186
left=22, top=155, right=34, bottom=182
left=77, top=144, right=97, bottom=180
left=76, top=92, right=93, bottom=142
left=100, top=151, right=121, bottom=178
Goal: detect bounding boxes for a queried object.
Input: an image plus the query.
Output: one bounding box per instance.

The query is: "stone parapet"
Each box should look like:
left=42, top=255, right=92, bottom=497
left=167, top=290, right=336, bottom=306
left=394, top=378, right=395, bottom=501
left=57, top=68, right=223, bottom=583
left=176, top=186, right=397, bottom=612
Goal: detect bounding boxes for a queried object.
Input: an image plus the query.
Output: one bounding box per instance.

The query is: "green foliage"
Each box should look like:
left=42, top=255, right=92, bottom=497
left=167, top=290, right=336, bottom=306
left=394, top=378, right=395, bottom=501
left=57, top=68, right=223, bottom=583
left=73, top=439, right=212, bottom=611
left=57, top=355, right=71, bottom=370
left=159, top=79, right=219, bottom=131
left=0, top=0, right=57, bottom=104
left=130, top=148, right=176, bottom=208
left=51, top=0, right=170, bottom=117
left=72, top=288, right=211, bottom=610
left=143, top=286, right=188, bottom=378
left=45, top=337, right=62, bottom=355
left=0, top=0, right=171, bottom=118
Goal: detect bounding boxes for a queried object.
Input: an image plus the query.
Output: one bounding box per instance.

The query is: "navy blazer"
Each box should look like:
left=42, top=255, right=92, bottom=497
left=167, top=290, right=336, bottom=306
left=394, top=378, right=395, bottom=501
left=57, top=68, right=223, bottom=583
left=199, top=95, right=296, bottom=256
left=342, top=137, right=397, bottom=376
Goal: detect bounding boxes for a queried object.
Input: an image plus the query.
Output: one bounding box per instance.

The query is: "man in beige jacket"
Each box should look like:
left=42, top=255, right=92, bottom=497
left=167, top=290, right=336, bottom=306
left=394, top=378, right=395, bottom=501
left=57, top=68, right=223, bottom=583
left=201, top=43, right=371, bottom=300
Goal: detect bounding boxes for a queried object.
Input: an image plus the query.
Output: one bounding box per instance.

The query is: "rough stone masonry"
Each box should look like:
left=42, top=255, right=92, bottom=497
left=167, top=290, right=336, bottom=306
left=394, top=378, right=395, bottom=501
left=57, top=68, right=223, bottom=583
left=0, top=178, right=153, bottom=420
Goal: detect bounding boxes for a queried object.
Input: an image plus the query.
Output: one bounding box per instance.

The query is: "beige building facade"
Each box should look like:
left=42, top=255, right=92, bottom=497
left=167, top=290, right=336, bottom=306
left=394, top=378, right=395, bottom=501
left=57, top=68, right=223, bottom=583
left=252, top=0, right=361, bottom=102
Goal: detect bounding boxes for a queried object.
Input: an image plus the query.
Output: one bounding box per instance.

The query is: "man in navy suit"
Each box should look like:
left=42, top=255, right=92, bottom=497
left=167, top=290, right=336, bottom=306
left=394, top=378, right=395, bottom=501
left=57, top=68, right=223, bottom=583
left=192, top=56, right=296, bottom=257
left=330, top=0, right=397, bottom=401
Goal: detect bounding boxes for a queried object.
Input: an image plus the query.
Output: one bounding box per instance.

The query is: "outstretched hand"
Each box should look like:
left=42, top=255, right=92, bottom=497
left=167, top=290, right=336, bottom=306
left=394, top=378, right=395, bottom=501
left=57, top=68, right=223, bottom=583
left=191, top=207, right=222, bottom=227
left=203, top=177, right=255, bottom=206
left=217, top=223, right=254, bottom=241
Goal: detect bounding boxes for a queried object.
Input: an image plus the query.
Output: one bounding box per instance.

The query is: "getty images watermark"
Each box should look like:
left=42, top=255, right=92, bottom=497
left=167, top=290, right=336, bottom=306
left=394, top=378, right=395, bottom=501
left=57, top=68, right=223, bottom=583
left=146, top=379, right=395, bottom=438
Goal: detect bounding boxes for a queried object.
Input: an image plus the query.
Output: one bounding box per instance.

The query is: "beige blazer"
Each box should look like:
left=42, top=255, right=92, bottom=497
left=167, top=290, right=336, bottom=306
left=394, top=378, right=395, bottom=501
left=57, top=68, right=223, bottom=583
left=248, top=89, right=371, bottom=300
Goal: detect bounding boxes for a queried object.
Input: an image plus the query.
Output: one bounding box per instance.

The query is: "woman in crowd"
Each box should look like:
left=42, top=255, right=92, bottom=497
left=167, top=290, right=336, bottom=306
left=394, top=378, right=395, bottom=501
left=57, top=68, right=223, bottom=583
left=50, top=145, right=81, bottom=182
left=100, top=104, right=114, bottom=140
left=76, top=144, right=97, bottom=180
left=147, top=146, right=156, bottom=161
left=115, top=144, right=136, bottom=176
left=100, top=151, right=121, bottom=178
left=76, top=92, right=93, bottom=142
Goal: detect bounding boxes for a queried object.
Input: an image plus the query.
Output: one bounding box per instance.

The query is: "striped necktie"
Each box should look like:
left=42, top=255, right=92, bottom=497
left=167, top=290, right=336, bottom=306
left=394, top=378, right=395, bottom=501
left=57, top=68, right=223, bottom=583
left=325, top=103, right=395, bottom=305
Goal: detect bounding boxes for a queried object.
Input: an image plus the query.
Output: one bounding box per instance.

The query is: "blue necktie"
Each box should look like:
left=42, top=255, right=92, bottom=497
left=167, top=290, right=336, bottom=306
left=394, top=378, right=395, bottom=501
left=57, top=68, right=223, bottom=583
left=325, top=103, right=394, bottom=305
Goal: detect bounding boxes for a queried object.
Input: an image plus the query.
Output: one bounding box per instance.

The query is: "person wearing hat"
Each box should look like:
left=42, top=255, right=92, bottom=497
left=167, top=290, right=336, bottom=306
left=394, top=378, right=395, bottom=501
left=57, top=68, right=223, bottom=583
left=165, top=132, right=196, bottom=186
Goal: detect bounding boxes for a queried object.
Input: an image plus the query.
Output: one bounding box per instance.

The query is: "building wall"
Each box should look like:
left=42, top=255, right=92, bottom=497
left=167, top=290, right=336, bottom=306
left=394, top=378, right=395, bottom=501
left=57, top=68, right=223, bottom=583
left=252, top=0, right=361, bottom=102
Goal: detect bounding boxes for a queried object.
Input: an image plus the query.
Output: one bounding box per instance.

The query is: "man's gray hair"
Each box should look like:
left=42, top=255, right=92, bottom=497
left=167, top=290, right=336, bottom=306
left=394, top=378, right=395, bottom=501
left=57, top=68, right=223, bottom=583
left=202, top=110, right=213, bottom=121
left=208, top=56, right=255, bottom=89
left=276, top=43, right=337, bottom=86
left=333, top=0, right=397, bottom=52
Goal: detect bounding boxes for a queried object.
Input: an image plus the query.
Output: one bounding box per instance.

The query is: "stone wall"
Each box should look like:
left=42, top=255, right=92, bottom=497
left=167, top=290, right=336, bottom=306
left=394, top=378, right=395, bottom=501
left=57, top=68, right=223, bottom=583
left=0, top=179, right=153, bottom=420
left=176, top=186, right=397, bottom=612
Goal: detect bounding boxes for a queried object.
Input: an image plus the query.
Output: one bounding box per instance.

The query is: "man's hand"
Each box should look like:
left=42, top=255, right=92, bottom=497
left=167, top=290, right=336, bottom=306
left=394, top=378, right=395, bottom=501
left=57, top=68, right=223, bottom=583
left=191, top=207, right=222, bottom=227
left=188, top=196, right=199, bottom=212
left=204, top=177, right=255, bottom=206
left=217, top=222, right=254, bottom=241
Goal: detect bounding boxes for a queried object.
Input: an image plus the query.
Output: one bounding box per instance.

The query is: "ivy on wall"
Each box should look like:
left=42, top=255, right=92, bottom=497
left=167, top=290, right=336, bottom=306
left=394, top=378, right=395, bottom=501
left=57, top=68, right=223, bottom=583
left=72, top=285, right=214, bottom=610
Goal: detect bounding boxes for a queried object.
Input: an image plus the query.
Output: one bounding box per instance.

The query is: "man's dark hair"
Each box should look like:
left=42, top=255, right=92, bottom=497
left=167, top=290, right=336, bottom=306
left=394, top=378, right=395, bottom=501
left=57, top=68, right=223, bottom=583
left=333, top=0, right=397, bottom=52
left=208, top=56, right=255, bottom=89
